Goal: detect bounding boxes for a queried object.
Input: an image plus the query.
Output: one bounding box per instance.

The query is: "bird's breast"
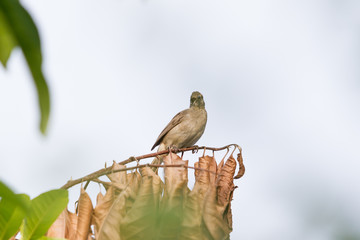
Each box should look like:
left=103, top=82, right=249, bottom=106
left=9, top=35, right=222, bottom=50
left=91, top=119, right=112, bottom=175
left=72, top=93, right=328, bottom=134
left=162, top=108, right=207, bottom=149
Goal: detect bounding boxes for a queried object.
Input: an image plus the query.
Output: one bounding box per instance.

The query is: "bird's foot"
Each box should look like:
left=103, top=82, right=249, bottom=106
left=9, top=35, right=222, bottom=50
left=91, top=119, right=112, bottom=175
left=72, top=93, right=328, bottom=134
left=168, top=145, right=180, bottom=153
left=192, top=145, right=199, bottom=154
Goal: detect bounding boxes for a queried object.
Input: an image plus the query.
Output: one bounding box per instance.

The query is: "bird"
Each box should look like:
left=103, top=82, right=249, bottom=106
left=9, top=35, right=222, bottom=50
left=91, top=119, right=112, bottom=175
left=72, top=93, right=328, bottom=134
left=151, top=91, right=207, bottom=168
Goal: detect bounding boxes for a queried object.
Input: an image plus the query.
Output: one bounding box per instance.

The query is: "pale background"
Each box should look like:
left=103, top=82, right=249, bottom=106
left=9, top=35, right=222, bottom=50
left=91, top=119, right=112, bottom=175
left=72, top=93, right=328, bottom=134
left=1, top=0, right=360, bottom=239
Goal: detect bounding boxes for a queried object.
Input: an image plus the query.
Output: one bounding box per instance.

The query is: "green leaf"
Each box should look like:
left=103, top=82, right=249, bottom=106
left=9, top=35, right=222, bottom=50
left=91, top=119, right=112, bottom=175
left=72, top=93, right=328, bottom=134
left=0, top=10, right=17, bottom=67
left=0, top=180, right=30, bottom=212
left=37, top=237, right=67, bottom=240
left=0, top=0, right=50, bottom=134
left=0, top=194, right=30, bottom=240
left=21, top=189, right=68, bottom=240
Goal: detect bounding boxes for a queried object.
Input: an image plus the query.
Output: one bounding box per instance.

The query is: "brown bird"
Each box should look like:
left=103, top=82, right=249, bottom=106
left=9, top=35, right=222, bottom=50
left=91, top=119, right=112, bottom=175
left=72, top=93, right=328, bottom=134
left=151, top=91, right=207, bottom=157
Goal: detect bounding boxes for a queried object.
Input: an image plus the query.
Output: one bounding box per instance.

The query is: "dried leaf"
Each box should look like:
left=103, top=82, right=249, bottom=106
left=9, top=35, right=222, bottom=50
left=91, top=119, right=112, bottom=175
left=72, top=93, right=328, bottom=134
left=97, top=194, right=125, bottom=240
left=97, top=171, right=146, bottom=239
left=74, top=188, right=93, bottom=240
left=194, top=161, right=199, bottom=179
left=163, top=152, right=188, bottom=198
left=217, top=155, right=236, bottom=206
left=206, top=155, right=217, bottom=185
left=120, top=167, right=163, bottom=239
left=67, top=210, right=77, bottom=239
left=158, top=153, right=188, bottom=239
left=107, top=161, right=126, bottom=183
left=126, top=171, right=141, bottom=195
left=217, top=155, right=237, bottom=229
left=46, top=209, right=67, bottom=237
left=193, top=155, right=213, bottom=197
left=139, top=165, right=159, bottom=178
left=93, top=187, right=115, bottom=238
left=201, top=154, right=236, bottom=239
left=96, top=191, right=104, bottom=204
left=46, top=209, right=80, bottom=239
left=217, top=156, right=225, bottom=176
left=203, top=186, right=231, bottom=240
left=106, top=161, right=127, bottom=191
left=64, top=146, right=242, bottom=239
left=180, top=193, right=203, bottom=240
left=234, top=150, right=245, bottom=179
left=124, top=171, right=141, bottom=213
left=97, top=178, right=138, bottom=240
left=180, top=155, right=215, bottom=240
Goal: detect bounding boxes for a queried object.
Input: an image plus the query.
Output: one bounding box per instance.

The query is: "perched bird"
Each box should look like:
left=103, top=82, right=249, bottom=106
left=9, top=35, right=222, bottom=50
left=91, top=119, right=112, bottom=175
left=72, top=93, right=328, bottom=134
left=151, top=91, right=207, bottom=156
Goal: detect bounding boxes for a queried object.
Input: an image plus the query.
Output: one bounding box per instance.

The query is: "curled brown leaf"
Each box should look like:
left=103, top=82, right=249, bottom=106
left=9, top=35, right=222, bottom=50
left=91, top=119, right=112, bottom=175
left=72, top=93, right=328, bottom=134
left=68, top=210, right=78, bottom=239
left=234, top=150, right=245, bottom=179
left=216, top=155, right=237, bottom=229
left=194, top=155, right=213, bottom=195
left=74, top=187, right=93, bottom=240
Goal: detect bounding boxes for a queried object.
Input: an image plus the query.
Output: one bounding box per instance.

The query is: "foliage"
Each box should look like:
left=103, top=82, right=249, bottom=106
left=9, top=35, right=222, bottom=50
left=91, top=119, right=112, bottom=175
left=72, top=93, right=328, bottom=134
left=0, top=0, right=50, bottom=134
left=47, top=148, right=245, bottom=240
left=0, top=181, right=68, bottom=240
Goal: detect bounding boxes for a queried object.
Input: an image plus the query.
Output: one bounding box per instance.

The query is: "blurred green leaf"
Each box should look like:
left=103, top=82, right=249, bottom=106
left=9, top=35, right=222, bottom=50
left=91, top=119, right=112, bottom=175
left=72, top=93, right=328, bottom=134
left=37, top=237, right=67, bottom=240
left=0, top=10, right=17, bottom=67
left=0, top=194, right=30, bottom=240
left=21, top=189, right=68, bottom=240
left=0, top=180, right=30, bottom=212
left=0, top=0, right=50, bottom=134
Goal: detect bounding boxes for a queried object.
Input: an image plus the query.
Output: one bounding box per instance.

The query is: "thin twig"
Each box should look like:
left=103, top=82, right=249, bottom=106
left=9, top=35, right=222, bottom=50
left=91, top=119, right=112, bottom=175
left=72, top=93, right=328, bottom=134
left=60, top=144, right=237, bottom=189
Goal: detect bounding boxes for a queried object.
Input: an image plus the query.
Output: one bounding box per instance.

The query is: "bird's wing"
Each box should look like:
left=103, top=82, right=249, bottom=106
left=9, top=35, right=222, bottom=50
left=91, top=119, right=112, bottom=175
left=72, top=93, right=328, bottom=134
left=151, top=109, right=188, bottom=150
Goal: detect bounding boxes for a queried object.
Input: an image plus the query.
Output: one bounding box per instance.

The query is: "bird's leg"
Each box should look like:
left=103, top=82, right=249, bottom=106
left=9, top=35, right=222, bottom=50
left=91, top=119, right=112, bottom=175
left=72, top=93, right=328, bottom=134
left=180, top=151, right=184, bottom=159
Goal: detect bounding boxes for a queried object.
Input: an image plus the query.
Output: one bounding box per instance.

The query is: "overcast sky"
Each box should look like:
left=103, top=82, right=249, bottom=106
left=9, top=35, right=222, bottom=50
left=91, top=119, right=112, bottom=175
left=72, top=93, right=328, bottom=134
left=1, top=0, right=360, bottom=239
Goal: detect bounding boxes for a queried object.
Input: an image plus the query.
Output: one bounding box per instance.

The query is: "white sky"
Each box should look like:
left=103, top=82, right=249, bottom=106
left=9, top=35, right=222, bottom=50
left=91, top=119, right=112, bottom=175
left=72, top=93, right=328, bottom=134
left=1, top=0, right=360, bottom=239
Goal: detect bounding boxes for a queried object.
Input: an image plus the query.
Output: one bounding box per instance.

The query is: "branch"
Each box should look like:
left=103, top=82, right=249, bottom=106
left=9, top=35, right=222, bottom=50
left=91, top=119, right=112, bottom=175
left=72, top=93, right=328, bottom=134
left=60, top=144, right=238, bottom=190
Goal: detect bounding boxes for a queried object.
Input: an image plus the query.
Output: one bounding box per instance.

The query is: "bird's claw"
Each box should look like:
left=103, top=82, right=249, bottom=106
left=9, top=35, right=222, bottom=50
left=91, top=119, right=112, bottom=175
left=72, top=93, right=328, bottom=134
left=192, top=145, right=199, bottom=154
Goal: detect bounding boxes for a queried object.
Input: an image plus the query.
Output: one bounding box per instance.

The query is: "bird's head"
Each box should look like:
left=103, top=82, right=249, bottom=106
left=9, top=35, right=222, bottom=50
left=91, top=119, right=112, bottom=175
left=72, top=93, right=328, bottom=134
left=190, top=91, right=205, bottom=109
